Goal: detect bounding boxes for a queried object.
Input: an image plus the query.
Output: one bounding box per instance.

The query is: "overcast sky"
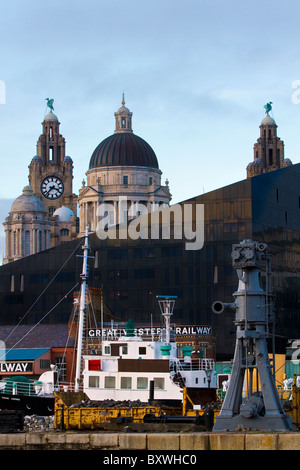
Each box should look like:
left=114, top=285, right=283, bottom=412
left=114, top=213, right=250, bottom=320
left=1, top=0, right=300, bottom=258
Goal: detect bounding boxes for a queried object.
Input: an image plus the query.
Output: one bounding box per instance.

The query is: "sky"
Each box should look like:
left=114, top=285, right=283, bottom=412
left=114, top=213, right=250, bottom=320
left=1, top=0, right=300, bottom=259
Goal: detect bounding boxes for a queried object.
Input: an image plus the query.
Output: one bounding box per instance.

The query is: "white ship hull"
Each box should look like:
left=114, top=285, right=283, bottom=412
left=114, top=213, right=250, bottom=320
left=82, top=336, right=216, bottom=405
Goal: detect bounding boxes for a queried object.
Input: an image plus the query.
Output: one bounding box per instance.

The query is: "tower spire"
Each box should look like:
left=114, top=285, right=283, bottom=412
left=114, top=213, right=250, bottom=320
left=246, top=103, right=286, bottom=178
left=114, top=96, right=133, bottom=133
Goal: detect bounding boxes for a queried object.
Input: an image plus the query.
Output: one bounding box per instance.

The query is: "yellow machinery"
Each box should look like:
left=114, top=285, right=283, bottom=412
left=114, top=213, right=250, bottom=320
left=54, top=382, right=299, bottom=431
left=54, top=392, right=183, bottom=430
left=290, top=380, right=300, bottom=427
left=54, top=387, right=219, bottom=431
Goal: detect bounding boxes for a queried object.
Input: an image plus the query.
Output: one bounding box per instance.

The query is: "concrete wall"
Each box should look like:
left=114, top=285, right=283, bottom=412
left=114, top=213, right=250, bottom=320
left=0, top=432, right=299, bottom=450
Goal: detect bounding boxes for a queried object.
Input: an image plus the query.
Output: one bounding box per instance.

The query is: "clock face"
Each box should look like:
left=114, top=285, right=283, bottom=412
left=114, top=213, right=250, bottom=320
left=41, top=176, right=64, bottom=199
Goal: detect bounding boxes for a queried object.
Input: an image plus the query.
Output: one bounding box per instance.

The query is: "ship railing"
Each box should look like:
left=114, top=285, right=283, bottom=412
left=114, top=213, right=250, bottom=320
left=0, top=379, right=53, bottom=397
left=54, top=382, right=84, bottom=393
left=171, top=358, right=215, bottom=372
left=0, top=379, right=84, bottom=396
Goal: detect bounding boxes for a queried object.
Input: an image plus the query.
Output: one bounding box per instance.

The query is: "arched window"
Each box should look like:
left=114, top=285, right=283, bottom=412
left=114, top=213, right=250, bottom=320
left=269, top=148, right=273, bottom=166
left=25, top=231, right=30, bottom=255
left=60, top=228, right=69, bottom=236
left=39, top=230, right=43, bottom=251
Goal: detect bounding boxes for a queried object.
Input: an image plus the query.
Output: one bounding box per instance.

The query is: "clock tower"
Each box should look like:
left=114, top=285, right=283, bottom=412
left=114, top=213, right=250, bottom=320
left=28, top=102, right=78, bottom=247
left=29, top=108, right=77, bottom=216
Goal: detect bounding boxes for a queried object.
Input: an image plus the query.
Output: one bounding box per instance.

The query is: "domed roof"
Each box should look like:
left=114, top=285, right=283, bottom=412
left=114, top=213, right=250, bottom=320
left=89, top=96, right=159, bottom=170
left=64, top=155, right=73, bottom=163
left=31, top=155, right=42, bottom=163
left=261, top=115, right=276, bottom=126
left=89, top=132, right=159, bottom=169
left=44, top=111, right=59, bottom=122
left=116, top=104, right=131, bottom=114
left=11, top=186, right=46, bottom=213
left=283, top=158, right=293, bottom=166
left=53, top=205, right=75, bottom=222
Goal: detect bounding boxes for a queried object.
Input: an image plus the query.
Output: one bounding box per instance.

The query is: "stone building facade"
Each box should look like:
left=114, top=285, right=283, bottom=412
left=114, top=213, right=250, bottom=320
left=3, top=185, right=51, bottom=264
left=3, top=97, right=171, bottom=262
left=78, top=96, right=171, bottom=234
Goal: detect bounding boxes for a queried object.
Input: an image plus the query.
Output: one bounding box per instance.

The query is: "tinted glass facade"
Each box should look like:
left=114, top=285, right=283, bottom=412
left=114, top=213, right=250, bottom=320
left=251, top=165, right=300, bottom=342
left=0, top=164, right=299, bottom=360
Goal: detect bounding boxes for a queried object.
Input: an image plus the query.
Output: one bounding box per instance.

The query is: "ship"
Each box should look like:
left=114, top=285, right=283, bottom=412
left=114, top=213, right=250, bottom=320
left=81, top=315, right=216, bottom=406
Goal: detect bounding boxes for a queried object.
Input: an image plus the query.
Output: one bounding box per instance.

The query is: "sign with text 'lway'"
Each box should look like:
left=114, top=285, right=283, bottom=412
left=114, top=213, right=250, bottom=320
left=0, top=362, right=33, bottom=373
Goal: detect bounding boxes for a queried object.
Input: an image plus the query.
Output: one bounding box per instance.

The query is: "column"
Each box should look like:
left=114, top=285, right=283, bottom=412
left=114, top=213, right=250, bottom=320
left=4, top=228, right=10, bottom=260
left=114, top=200, right=118, bottom=226
left=93, top=201, right=97, bottom=231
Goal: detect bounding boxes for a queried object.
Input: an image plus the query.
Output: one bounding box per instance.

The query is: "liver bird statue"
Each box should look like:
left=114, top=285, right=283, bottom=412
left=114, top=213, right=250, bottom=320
left=45, top=98, right=54, bottom=112
left=264, top=102, right=272, bottom=115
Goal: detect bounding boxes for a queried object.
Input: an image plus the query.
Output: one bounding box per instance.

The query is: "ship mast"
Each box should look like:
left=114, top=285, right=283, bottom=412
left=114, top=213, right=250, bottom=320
left=75, top=226, right=90, bottom=392
left=156, top=295, right=177, bottom=343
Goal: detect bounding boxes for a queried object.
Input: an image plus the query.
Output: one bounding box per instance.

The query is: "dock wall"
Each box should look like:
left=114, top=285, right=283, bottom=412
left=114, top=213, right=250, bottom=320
left=0, top=432, right=299, bottom=450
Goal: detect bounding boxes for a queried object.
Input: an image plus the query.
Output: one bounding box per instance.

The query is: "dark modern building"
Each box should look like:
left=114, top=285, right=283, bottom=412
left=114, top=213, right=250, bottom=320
left=0, top=163, right=299, bottom=360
